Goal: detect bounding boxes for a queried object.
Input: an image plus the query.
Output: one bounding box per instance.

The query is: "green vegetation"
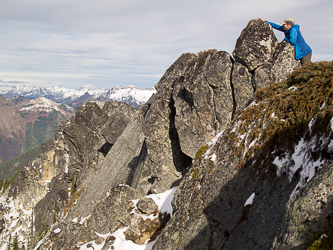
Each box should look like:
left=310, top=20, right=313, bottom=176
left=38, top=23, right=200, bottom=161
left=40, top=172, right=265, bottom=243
left=12, top=234, right=18, bottom=250
left=24, top=111, right=62, bottom=151
left=0, top=140, right=51, bottom=180
left=228, top=61, right=333, bottom=176
left=192, top=168, right=199, bottom=179
left=307, top=217, right=333, bottom=249
left=60, top=103, right=74, bottom=113
left=1, top=172, right=17, bottom=194
left=63, top=187, right=85, bottom=217
left=206, top=161, right=214, bottom=173
left=195, top=145, right=208, bottom=160
left=70, top=170, right=79, bottom=195
left=24, top=122, right=34, bottom=150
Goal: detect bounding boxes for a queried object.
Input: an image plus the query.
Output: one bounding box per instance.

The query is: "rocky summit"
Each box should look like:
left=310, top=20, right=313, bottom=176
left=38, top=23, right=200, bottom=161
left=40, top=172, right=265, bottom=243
left=1, top=19, right=333, bottom=250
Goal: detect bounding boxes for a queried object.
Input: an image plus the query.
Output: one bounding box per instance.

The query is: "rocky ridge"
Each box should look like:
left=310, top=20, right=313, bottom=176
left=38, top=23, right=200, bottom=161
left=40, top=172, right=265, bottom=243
left=1, top=19, right=332, bottom=250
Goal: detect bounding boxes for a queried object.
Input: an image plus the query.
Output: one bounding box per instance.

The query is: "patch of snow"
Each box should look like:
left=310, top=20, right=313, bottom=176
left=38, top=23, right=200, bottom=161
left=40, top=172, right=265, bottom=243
left=273, top=119, right=332, bottom=198
left=79, top=215, right=92, bottom=225
left=209, top=154, right=217, bottom=162
left=148, top=186, right=177, bottom=216
left=118, top=184, right=130, bottom=187
left=204, top=130, right=225, bottom=160
left=244, top=193, right=255, bottom=206
left=288, top=86, right=298, bottom=91
left=54, top=228, right=61, bottom=234
left=80, top=227, right=157, bottom=250
left=271, top=111, right=277, bottom=119
left=78, top=187, right=178, bottom=250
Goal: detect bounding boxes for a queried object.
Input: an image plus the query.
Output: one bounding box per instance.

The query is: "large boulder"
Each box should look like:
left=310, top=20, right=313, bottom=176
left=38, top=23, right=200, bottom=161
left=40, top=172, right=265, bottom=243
left=270, top=42, right=302, bottom=83
left=75, top=101, right=109, bottom=133
left=233, top=19, right=278, bottom=71
left=63, top=122, right=103, bottom=165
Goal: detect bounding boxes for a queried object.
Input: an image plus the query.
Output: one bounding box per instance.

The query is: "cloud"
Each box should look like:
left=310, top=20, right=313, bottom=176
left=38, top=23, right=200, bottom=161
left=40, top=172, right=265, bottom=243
left=0, top=0, right=332, bottom=89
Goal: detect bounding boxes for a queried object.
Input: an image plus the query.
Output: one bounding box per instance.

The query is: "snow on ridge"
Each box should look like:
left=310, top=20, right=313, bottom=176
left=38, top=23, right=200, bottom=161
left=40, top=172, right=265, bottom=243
left=19, top=96, right=73, bottom=115
left=106, top=86, right=156, bottom=104
left=4, top=84, right=156, bottom=106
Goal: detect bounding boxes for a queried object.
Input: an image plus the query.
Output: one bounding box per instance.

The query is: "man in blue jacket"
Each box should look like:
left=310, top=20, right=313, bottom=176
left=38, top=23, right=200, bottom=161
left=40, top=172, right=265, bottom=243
left=258, top=18, right=312, bottom=66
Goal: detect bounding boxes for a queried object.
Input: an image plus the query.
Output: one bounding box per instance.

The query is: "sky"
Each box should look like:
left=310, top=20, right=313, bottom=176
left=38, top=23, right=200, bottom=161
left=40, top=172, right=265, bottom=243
left=0, top=0, right=332, bottom=90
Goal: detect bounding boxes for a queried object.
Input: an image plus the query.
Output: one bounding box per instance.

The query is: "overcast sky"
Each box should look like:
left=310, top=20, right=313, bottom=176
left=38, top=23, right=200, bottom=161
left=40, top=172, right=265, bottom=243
left=0, top=0, right=332, bottom=90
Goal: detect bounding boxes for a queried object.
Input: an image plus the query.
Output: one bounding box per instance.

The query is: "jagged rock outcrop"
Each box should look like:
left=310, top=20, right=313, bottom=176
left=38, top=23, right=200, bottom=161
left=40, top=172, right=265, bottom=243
left=233, top=19, right=278, bottom=71
left=135, top=53, right=195, bottom=195
left=152, top=127, right=298, bottom=250
left=174, top=50, right=234, bottom=158
left=153, top=61, right=333, bottom=249
left=67, top=113, right=144, bottom=219
left=1, top=18, right=325, bottom=250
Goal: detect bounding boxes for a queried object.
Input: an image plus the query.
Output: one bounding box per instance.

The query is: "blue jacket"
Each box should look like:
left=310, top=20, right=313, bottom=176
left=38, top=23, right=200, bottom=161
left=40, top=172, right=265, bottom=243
left=266, top=21, right=312, bottom=60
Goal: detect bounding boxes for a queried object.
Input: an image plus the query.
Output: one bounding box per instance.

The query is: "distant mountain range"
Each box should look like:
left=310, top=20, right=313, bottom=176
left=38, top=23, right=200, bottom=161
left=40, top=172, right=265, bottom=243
left=0, top=95, right=75, bottom=166
left=2, top=84, right=156, bottom=108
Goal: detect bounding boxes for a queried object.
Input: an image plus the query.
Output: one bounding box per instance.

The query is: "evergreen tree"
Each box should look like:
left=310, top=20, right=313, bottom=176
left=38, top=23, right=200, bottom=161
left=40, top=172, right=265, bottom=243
left=70, top=171, right=77, bottom=195
left=52, top=210, right=56, bottom=224
left=6, top=235, right=11, bottom=250
left=44, top=221, right=49, bottom=237
left=12, top=234, right=18, bottom=250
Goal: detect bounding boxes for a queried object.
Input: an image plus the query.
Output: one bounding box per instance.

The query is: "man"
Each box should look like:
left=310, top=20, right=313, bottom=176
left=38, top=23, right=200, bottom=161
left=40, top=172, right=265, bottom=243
left=257, top=18, right=312, bottom=66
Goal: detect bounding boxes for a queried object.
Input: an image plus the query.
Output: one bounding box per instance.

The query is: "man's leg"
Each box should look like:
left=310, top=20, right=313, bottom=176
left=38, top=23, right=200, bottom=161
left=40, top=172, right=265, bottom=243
left=301, top=51, right=312, bottom=66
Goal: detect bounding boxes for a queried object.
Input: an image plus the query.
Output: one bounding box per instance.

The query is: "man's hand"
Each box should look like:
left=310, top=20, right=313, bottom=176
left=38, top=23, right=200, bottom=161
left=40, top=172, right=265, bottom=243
left=257, top=17, right=263, bottom=20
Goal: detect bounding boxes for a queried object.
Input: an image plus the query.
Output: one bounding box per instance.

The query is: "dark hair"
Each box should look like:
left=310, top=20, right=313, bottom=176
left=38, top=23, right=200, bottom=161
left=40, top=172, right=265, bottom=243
left=285, top=21, right=294, bottom=26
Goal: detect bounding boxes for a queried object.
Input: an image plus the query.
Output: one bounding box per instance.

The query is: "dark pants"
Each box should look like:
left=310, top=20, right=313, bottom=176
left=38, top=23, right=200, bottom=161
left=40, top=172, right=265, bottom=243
left=301, top=51, right=312, bottom=66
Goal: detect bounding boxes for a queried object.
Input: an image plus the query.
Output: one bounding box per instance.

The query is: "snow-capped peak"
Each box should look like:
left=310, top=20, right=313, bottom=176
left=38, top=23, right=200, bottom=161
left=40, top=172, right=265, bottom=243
left=2, top=84, right=156, bottom=108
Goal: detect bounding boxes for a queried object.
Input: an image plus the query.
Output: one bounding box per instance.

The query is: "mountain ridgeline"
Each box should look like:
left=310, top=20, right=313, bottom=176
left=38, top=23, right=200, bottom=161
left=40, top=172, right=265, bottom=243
left=3, top=85, right=156, bottom=109
left=1, top=19, right=333, bottom=250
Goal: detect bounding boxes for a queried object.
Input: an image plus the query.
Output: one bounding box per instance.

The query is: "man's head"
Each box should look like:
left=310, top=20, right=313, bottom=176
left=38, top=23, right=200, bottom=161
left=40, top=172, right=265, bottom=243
left=281, top=18, right=295, bottom=30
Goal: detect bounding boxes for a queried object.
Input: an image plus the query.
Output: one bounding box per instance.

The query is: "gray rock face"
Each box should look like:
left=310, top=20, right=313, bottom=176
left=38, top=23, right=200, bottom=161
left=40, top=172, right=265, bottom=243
left=134, top=53, right=195, bottom=195
left=273, top=162, right=333, bottom=249
left=68, top=114, right=145, bottom=219
left=174, top=50, right=234, bottom=158
left=231, top=62, right=254, bottom=115
left=89, top=185, right=142, bottom=234
left=135, top=50, right=235, bottom=195
left=233, top=19, right=278, bottom=71
left=153, top=126, right=299, bottom=250
left=253, top=63, right=273, bottom=91
left=101, top=101, right=139, bottom=144
left=137, top=197, right=158, bottom=215
left=51, top=222, right=97, bottom=250
left=271, top=42, right=302, bottom=83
